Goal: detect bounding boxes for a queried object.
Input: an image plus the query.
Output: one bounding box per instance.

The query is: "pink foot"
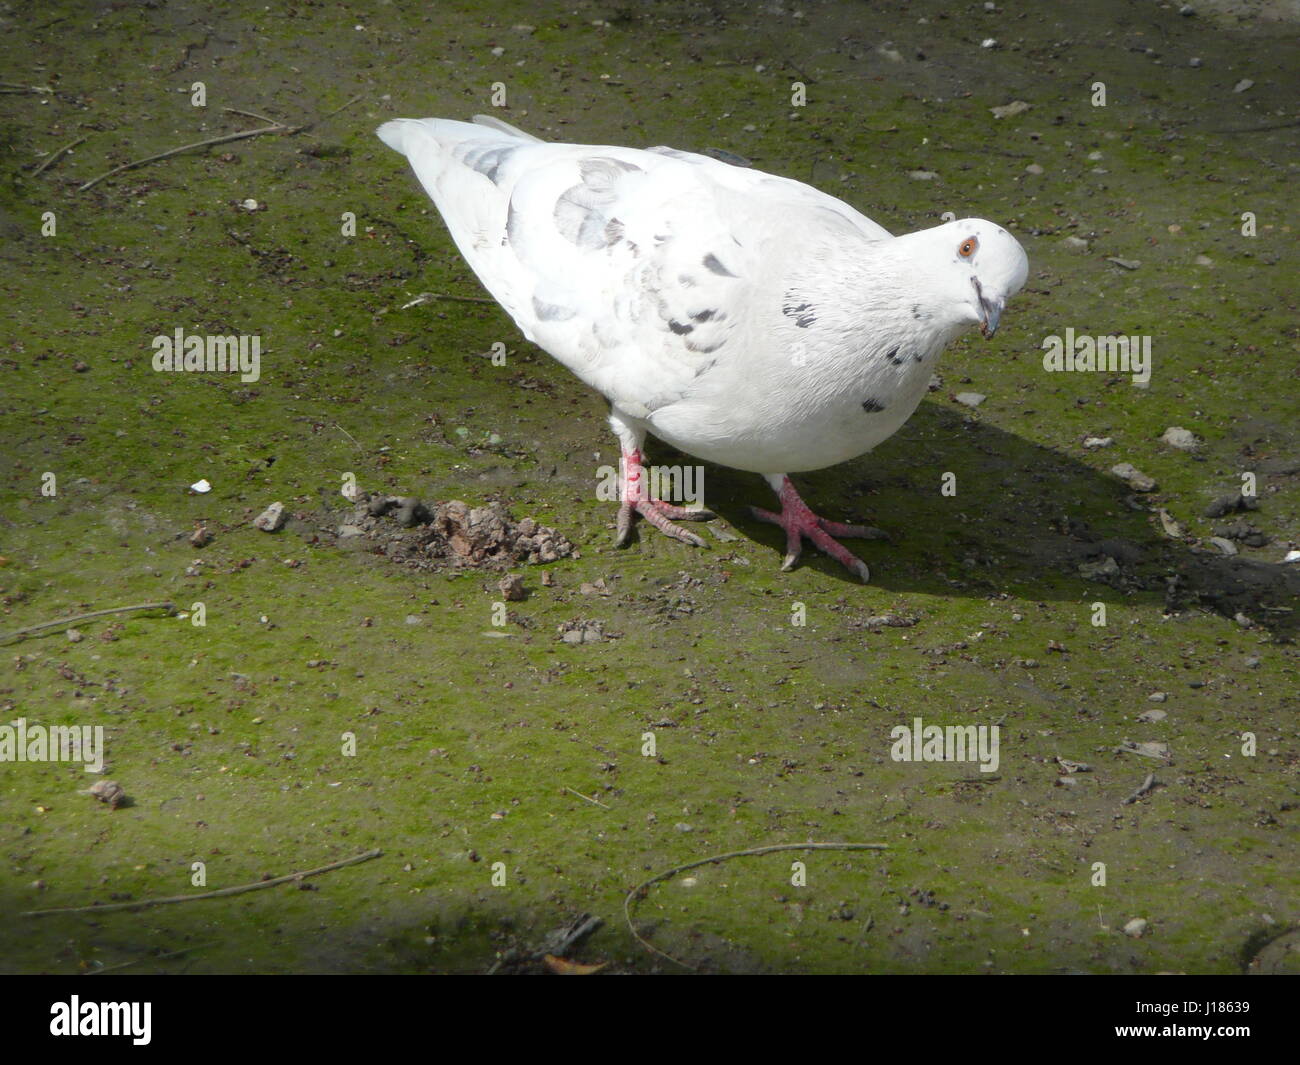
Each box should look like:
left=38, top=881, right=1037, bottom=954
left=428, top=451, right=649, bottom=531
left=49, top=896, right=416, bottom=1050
left=749, top=475, right=887, bottom=582
left=615, top=448, right=714, bottom=548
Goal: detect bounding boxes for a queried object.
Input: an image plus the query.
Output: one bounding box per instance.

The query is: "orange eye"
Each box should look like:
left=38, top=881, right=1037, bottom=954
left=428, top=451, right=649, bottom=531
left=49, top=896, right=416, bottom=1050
left=958, top=236, right=978, bottom=258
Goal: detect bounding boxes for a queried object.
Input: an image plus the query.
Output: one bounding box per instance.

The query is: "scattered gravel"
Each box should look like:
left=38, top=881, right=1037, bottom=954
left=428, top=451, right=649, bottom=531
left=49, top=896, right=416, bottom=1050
left=325, top=492, right=575, bottom=571
left=558, top=619, right=612, bottom=644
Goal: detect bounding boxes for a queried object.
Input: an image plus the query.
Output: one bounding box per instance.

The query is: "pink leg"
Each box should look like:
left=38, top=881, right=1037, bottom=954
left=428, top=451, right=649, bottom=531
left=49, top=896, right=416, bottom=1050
left=615, top=448, right=715, bottom=548
left=750, top=475, right=886, bottom=582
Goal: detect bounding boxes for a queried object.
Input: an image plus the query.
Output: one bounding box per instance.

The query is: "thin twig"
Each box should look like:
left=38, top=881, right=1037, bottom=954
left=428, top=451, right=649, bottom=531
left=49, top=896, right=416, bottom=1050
left=782, top=57, right=815, bottom=85
left=87, top=940, right=219, bottom=975
left=306, top=95, right=363, bottom=130
left=79, top=125, right=288, bottom=191
left=23, top=848, right=382, bottom=917
left=78, top=95, right=361, bottom=192
left=1, top=601, right=175, bottom=644
left=624, top=841, right=888, bottom=970
left=33, top=135, right=87, bottom=177
left=335, top=422, right=363, bottom=450
left=565, top=786, right=610, bottom=809
left=401, top=291, right=496, bottom=308
left=222, top=106, right=282, bottom=126
left=169, top=34, right=210, bottom=74
left=1121, top=772, right=1157, bottom=806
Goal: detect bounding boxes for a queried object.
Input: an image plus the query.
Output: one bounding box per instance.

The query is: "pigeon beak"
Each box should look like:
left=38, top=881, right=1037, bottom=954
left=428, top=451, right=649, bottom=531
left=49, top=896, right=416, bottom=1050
left=972, top=277, right=1002, bottom=338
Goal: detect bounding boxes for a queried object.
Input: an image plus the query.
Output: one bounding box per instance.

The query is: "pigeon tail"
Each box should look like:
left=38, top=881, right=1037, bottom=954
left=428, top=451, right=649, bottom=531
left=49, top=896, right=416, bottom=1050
left=471, top=114, right=543, bottom=141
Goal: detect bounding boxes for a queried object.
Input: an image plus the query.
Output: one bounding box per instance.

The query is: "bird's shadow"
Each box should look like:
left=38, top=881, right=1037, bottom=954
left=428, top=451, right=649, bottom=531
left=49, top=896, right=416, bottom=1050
left=654, top=404, right=1297, bottom=639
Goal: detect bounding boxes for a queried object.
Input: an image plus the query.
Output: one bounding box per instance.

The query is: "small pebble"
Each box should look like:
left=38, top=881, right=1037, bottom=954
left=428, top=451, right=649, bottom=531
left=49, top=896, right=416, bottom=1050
left=1160, top=426, right=1199, bottom=451
left=990, top=100, right=1030, bottom=119
left=1123, top=918, right=1148, bottom=938
left=498, top=574, right=526, bottom=602
left=1203, top=492, right=1256, bottom=518
left=1148, top=692, right=1167, bottom=703
left=253, top=502, right=286, bottom=532
left=1078, top=556, right=1119, bottom=579
left=1111, top=463, right=1157, bottom=492
left=86, top=780, right=127, bottom=809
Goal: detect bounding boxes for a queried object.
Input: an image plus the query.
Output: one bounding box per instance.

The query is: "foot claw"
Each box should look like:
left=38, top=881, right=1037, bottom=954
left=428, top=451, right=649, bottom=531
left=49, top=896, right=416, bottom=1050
left=819, top=519, right=889, bottom=541
left=613, top=449, right=713, bottom=548
left=615, top=502, right=634, bottom=547
left=755, top=477, right=879, bottom=581
left=658, top=504, right=715, bottom=522
left=636, top=499, right=707, bottom=546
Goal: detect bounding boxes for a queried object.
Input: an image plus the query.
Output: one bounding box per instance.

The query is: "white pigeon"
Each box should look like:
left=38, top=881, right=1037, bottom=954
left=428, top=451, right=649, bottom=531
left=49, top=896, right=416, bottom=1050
left=377, top=115, right=1028, bottom=581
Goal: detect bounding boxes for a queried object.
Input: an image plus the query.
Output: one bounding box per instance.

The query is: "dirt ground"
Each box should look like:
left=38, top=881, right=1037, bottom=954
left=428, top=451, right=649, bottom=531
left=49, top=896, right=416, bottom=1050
left=0, top=0, right=1296, bottom=973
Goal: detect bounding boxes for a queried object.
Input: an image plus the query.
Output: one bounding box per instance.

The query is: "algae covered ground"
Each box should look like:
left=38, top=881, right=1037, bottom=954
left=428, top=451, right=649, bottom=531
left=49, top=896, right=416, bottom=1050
left=0, top=0, right=1296, bottom=974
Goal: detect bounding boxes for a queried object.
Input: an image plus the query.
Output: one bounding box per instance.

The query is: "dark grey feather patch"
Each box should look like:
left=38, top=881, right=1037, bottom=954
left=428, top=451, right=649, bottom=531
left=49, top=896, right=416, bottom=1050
left=703, top=253, right=737, bottom=277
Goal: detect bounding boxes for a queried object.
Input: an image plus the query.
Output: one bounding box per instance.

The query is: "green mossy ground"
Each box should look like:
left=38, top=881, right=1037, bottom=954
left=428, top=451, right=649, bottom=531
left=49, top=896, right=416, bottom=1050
left=0, top=0, right=1296, bottom=973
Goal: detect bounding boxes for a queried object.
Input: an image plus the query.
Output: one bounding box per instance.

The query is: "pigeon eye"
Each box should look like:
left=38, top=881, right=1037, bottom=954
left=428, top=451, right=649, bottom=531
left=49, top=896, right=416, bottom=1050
left=958, top=237, right=978, bottom=258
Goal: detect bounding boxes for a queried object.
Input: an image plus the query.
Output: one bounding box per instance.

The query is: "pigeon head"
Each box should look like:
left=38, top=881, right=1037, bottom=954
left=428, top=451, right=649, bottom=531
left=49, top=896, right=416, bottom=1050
left=912, top=219, right=1029, bottom=338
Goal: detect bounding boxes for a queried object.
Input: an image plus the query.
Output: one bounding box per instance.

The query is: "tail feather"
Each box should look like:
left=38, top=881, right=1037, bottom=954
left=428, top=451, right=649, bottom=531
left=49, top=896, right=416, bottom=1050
left=377, top=115, right=543, bottom=159
left=471, top=113, right=543, bottom=142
